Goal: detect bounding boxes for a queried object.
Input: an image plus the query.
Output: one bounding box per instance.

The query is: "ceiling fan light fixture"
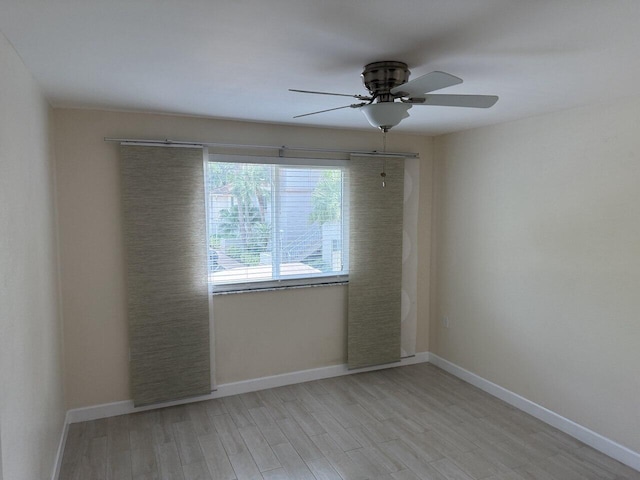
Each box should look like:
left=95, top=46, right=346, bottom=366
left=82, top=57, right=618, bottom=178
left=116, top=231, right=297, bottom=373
left=360, top=102, right=412, bottom=131
left=291, top=61, right=497, bottom=130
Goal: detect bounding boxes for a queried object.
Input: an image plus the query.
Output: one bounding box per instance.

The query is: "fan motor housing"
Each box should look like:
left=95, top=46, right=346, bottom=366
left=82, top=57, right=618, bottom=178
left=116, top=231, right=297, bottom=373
left=361, top=61, right=410, bottom=101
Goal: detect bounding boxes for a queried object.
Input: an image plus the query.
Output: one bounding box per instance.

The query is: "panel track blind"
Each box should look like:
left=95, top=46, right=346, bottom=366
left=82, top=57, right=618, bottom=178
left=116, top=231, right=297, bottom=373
left=120, top=146, right=211, bottom=406
left=348, top=156, right=403, bottom=369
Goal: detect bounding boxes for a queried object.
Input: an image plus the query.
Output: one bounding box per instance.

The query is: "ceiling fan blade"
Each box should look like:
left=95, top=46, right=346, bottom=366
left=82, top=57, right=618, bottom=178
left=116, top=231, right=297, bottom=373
left=411, top=94, right=499, bottom=108
left=293, top=103, right=366, bottom=119
left=390, top=71, right=462, bottom=97
left=289, top=89, right=371, bottom=101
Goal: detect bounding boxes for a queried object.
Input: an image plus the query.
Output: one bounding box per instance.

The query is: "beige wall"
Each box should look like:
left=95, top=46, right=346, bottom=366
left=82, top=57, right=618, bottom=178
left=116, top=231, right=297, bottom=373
left=214, top=286, right=348, bottom=382
left=53, top=108, right=433, bottom=408
left=0, top=32, right=65, bottom=480
left=431, top=96, right=640, bottom=453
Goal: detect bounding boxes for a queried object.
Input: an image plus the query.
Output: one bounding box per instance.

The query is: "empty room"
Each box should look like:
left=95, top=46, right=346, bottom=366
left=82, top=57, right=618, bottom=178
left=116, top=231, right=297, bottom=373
left=1, top=1, right=639, bottom=479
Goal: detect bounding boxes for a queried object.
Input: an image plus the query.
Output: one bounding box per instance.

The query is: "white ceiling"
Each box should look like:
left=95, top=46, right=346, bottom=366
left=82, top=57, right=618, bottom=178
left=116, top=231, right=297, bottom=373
left=2, top=0, right=639, bottom=135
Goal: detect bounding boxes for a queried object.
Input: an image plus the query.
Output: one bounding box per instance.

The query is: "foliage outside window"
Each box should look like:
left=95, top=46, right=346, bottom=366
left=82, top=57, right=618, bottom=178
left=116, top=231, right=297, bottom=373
left=206, top=159, right=348, bottom=292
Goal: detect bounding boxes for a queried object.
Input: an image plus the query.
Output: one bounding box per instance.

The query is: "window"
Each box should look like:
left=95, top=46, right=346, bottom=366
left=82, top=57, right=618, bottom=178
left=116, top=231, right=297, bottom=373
left=206, top=156, right=349, bottom=292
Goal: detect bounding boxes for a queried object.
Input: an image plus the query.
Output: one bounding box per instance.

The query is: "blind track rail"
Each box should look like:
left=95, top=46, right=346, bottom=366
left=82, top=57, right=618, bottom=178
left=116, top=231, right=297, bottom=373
left=104, top=137, right=418, bottom=158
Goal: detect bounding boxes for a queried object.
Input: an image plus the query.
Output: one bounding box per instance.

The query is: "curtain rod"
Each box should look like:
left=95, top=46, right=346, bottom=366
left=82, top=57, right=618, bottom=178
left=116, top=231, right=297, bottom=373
left=103, top=137, right=419, bottom=158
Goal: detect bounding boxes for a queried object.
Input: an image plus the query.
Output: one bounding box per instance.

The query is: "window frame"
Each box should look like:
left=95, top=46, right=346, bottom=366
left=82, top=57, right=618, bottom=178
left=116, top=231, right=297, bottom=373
left=206, top=153, right=350, bottom=294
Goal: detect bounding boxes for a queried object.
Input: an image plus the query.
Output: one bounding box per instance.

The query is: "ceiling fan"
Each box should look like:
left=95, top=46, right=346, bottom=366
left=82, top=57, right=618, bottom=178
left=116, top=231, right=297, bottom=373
left=290, top=61, right=498, bottom=131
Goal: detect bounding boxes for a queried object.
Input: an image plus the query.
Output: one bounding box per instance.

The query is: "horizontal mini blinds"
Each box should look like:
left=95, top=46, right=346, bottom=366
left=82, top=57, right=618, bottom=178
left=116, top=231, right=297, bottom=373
left=120, top=146, right=211, bottom=407
left=348, top=155, right=403, bottom=369
left=207, top=157, right=348, bottom=290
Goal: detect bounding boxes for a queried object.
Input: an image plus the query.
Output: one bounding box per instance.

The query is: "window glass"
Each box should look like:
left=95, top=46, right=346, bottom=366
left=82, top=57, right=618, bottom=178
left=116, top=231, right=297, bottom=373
left=206, top=160, right=348, bottom=292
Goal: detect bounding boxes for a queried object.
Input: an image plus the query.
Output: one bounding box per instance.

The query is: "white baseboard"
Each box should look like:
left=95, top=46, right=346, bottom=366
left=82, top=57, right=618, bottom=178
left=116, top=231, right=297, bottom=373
left=65, top=352, right=430, bottom=424
left=429, top=353, right=640, bottom=472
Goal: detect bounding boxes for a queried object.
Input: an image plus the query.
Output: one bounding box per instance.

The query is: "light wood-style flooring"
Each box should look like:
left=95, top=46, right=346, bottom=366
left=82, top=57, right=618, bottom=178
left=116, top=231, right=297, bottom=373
left=59, top=363, right=640, bottom=480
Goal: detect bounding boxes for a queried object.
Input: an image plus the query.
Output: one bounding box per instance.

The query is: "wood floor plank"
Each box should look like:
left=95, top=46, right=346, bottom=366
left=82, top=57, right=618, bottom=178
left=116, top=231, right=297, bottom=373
left=256, top=390, right=291, bottom=421
left=260, top=467, right=291, bottom=480
left=187, top=402, right=216, bottom=436
left=272, top=385, right=299, bottom=403
left=422, top=430, right=471, bottom=458
left=444, top=404, right=481, bottom=425
left=446, top=448, right=511, bottom=479
left=86, top=418, right=108, bottom=438
left=182, top=460, right=213, bottom=480
left=155, top=442, right=185, bottom=480
left=554, top=451, right=617, bottom=480
left=325, top=452, right=369, bottom=480
left=107, top=415, right=131, bottom=455
left=321, top=377, right=361, bottom=405
left=162, top=405, right=189, bottom=424
left=574, top=446, right=640, bottom=479
left=248, top=407, right=289, bottom=447
left=478, top=441, right=531, bottom=470
left=272, top=442, right=315, bottom=480
left=301, top=380, right=329, bottom=397
left=130, top=410, right=157, bottom=432
left=537, top=429, right=583, bottom=452
left=383, top=428, right=443, bottom=463
left=130, top=444, right=158, bottom=480
left=152, top=412, right=176, bottom=447
left=77, top=436, right=108, bottom=480
left=212, top=414, right=248, bottom=456
left=361, top=419, right=399, bottom=443
left=309, top=432, right=344, bottom=458
left=344, top=403, right=380, bottom=425
left=512, top=462, right=556, bottom=480
left=223, top=396, right=256, bottom=428
left=451, top=419, right=507, bottom=447
left=315, top=393, right=362, bottom=429
left=533, top=453, right=594, bottom=480
left=130, top=427, right=155, bottom=452
left=430, top=457, right=475, bottom=480
left=107, top=449, right=133, bottom=480
left=59, top=423, right=89, bottom=478
left=354, top=397, right=398, bottom=422
left=228, top=450, right=262, bottom=480
left=421, top=420, right=478, bottom=453
left=311, top=411, right=362, bottom=451
left=173, top=420, right=205, bottom=465
left=379, top=439, right=447, bottom=480
left=239, top=392, right=263, bottom=410
left=355, top=445, right=405, bottom=475
left=198, top=432, right=236, bottom=480
left=276, top=417, right=323, bottom=462
left=306, top=457, right=343, bottom=480
left=204, top=399, right=229, bottom=418
left=283, top=401, right=326, bottom=436
left=294, top=384, right=329, bottom=413
left=392, top=470, right=423, bottom=480
left=346, top=447, right=391, bottom=478
left=344, top=425, right=377, bottom=449
left=238, top=425, right=281, bottom=472
left=483, top=473, right=527, bottom=480
left=383, top=415, right=426, bottom=436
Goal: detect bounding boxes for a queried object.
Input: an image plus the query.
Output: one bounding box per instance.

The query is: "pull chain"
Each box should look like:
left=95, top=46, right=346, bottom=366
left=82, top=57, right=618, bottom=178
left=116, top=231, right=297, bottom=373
left=381, top=130, right=387, bottom=188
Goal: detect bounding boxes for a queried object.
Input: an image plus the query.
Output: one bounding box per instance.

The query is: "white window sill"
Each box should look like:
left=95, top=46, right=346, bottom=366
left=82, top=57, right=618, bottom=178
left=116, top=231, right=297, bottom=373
left=211, top=279, right=348, bottom=296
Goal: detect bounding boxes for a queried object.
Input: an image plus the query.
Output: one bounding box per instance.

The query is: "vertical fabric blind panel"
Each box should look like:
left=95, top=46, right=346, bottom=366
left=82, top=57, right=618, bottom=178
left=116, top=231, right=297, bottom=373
left=347, top=156, right=404, bottom=369
left=121, top=146, right=211, bottom=407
